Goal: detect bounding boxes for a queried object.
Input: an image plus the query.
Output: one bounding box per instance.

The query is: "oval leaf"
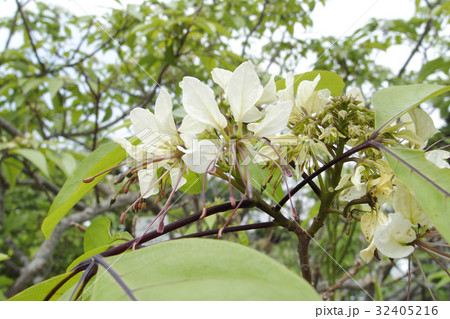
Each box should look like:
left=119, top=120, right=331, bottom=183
left=382, top=146, right=450, bottom=244
left=372, top=84, right=450, bottom=131
left=41, top=142, right=126, bottom=239
left=90, top=238, right=320, bottom=300
left=275, top=71, right=344, bottom=97
left=11, top=148, right=50, bottom=178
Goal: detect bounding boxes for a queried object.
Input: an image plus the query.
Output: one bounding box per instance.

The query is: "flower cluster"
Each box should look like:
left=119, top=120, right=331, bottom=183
left=110, top=59, right=447, bottom=262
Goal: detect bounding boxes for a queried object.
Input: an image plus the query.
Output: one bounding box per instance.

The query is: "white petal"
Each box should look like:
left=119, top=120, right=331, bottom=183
left=360, top=241, right=376, bottom=263
left=240, top=106, right=262, bottom=123
left=181, top=138, right=218, bottom=174
left=169, top=165, right=187, bottom=191
left=276, top=72, right=294, bottom=102
left=247, top=101, right=293, bottom=137
left=373, top=224, right=415, bottom=259
left=256, top=74, right=277, bottom=105
left=226, top=61, right=264, bottom=122
left=425, top=150, right=450, bottom=169
left=138, top=166, right=159, bottom=198
left=130, top=107, right=160, bottom=138
left=181, top=77, right=227, bottom=131
left=252, top=145, right=278, bottom=164
left=296, top=74, right=330, bottom=114
left=211, top=68, right=233, bottom=90
left=113, top=137, right=145, bottom=160
left=179, top=115, right=207, bottom=135
left=154, top=89, right=178, bottom=137
left=351, top=165, right=365, bottom=191
left=373, top=213, right=416, bottom=259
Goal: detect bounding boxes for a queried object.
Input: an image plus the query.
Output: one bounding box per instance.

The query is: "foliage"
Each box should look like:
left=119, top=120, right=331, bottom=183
left=0, top=0, right=449, bottom=301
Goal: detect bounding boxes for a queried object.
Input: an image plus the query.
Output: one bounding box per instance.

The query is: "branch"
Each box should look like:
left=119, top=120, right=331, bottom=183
left=15, top=0, right=46, bottom=73
left=0, top=115, right=22, bottom=137
left=5, top=193, right=137, bottom=298
left=397, top=18, right=433, bottom=78
left=241, top=0, right=270, bottom=57
left=178, top=221, right=277, bottom=239
left=321, top=260, right=362, bottom=300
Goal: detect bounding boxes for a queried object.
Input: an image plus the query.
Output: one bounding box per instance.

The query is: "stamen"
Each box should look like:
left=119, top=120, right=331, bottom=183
left=218, top=194, right=247, bottom=239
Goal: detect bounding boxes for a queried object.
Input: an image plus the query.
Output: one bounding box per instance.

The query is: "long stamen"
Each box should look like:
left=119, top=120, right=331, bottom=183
left=218, top=193, right=247, bottom=238
left=237, top=146, right=253, bottom=200
left=254, top=148, right=298, bottom=219
left=228, top=164, right=236, bottom=207
left=119, top=160, right=179, bottom=224
left=134, top=164, right=187, bottom=247
left=83, top=161, right=134, bottom=183
left=200, top=145, right=224, bottom=219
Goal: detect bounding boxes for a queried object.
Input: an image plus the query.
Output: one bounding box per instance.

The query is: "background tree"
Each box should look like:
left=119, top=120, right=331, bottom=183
left=0, top=0, right=448, bottom=300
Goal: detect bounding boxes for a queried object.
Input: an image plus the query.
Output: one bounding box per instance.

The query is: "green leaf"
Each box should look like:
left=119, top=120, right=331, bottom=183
left=47, top=78, right=64, bottom=98
left=66, top=245, right=112, bottom=272
left=381, top=147, right=450, bottom=244
left=275, top=71, right=344, bottom=97
left=45, top=150, right=78, bottom=177
left=90, top=239, right=320, bottom=300
left=248, top=161, right=284, bottom=202
left=1, top=157, right=23, bottom=189
left=8, top=272, right=81, bottom=301
left=0, top=253, right=9, bottom=262
left=178, top=169, right=203, bottom=194
left=84, top=217, right=113, bottom=253
left=11, top=148, right=50, bottom=178
left=41, top=142, right=127, bottom=239
left=372, top=84, right=450, bottom=131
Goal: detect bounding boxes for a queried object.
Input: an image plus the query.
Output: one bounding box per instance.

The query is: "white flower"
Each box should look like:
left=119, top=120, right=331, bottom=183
left=295, top=74, right=330, bottom=115
left=247, top=100, right=293, bottom=136
left=114, top=89, right=186, bottom=197
left=373, top=212, right=416, bottom=259
left=178, top=134, right=218, bottom=174
left=425, top=150, right=450, bottom=169
left=180, top=76, right=227, bottom=131
left=336, top=165, right=366, bottom=201
left=212, top=61, right=265, bottom=123
left=393, top=181, right=429, bottom=227
left=359, top=212, right=388, bottom=263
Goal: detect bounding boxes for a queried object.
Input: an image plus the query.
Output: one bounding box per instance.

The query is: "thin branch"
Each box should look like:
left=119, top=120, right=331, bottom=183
left=15, top=0, right=46, bottom=73
left=0, top=115, right=22, bottom=137
left=397, top=18, right=433, bottom=78
left=241, top=0, right=270, bottom=57
left=178, top=221, right=277, bottom=239
left=321, top=260, right=362, bottom=300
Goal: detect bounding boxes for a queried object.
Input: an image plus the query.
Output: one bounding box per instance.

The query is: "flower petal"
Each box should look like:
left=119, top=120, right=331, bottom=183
left=425, top=150, right=450, bottom=169
left=154, top=89, right=178, bottom=137
left=130, top=107, right=159, bottom=139
left=169, top=164, right=187, bottom=191
left=247, top=100, right=293, bottom=137
left=256, top=74, right=277, bottom=105
left=226, top=61, right=264, bottom=122
left=181, top=76, right=227, bottom=131
left=179, top=115, right=207, bottom=135
left=181, top=137, right=218, bottom=174
left=211, top=68, right=233, bottom=90
left=138, top=166, right=159, bottom=198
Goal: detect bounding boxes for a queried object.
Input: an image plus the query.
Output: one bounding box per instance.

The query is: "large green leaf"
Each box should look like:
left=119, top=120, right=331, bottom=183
left=8, top=272, right=81, bottom=301
left=90, top=238, right=320, bottom=300
left=372, top=84, right=450, bottom=131
left=382, top=147, right=450, bottom=244
left=275, top=70, right=344, bottom=97
left=11, top=148, right=50, bottom=178
left=41, top=142, right=126, bottom=239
